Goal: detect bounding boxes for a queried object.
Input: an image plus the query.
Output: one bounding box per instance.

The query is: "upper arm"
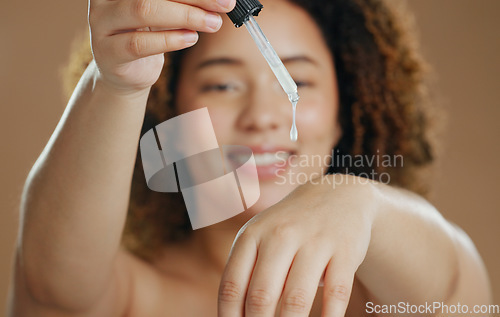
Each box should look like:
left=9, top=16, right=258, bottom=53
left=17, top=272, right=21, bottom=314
left=364, top=223, right=491, bottom=317
left=436, top=224, right=492, bottom=316
left=8, top=248, right=133, bottom=317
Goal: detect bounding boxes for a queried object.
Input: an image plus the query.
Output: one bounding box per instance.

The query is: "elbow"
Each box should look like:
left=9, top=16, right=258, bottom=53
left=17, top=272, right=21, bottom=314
left=14, top=247, right=107, bottom=312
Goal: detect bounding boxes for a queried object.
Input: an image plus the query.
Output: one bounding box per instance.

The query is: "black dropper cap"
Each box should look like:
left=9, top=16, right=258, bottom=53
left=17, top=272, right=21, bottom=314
left=227, top=0, right=263, bottom=28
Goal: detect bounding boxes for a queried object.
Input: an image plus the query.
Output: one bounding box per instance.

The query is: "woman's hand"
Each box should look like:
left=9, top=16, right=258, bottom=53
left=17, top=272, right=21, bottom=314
left=88, top=0, right=235, bottom=93
left=218, top=175, right=378, bottom=317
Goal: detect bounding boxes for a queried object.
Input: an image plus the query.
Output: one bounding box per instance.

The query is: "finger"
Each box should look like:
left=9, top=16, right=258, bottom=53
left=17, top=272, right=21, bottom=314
left=98, top=30, right=199, bottom=63
left=218, top=232, right=258, bottom=317
left=244, top=239, right=297, bottom=317
left=321, top=257, right=356, bottom=317
left=171, top=0, right=236, bottom=12
left=102, top=0, right=224, bottom=35
left=95, top=0, right=236, bottom=11
left=278, top=247, right=330, bottom=317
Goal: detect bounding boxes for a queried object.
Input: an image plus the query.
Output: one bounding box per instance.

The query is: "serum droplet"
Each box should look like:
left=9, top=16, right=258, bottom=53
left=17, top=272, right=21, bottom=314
left=290, top=99, right=298, bottom=142
left=290, top=124, right=298, bottom=142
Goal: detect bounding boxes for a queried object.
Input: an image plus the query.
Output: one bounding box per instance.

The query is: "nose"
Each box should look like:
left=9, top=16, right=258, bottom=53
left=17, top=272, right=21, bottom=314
left=235, top=80, right=290, bottom=134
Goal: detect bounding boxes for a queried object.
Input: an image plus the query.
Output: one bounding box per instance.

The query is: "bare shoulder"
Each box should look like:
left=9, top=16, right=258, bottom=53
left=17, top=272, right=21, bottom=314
left=435, top=225, right=492, bottom=316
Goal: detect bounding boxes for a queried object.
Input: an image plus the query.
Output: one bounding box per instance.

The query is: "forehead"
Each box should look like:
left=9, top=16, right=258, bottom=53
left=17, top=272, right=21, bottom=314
left=182, top=0, right=331, bottom=65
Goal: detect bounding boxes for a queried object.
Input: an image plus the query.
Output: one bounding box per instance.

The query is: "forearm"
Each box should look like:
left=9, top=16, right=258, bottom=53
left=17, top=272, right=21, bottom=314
left=19, top=60, right=149, bottom=307
left=356, top=180, right=483, bottom=305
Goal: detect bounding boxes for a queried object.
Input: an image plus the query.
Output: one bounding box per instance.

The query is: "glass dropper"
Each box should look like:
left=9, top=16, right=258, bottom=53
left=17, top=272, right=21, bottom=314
left=243, top=16, right=299, bottom=104
left=227, top=0, right=300, bottom=141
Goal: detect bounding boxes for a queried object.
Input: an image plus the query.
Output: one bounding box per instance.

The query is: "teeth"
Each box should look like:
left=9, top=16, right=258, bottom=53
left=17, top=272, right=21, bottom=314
left=254, top=153, right=278, bottom=166
left=230, top=152, right=290, bottom=166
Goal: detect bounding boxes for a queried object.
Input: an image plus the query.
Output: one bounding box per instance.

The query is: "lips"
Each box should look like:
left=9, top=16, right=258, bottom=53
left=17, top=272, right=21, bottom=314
left=226, top=145, right=296, bottom=181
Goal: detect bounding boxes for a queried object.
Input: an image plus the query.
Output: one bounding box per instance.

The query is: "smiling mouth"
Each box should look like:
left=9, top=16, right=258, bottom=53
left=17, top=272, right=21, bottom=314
left=224, top=147, right=295, bottom=181
left=228, top=151, right=291, bottom=167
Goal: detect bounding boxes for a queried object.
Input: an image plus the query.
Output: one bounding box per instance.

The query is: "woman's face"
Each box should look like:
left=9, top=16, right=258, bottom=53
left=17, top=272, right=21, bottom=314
left=176, top=0, right=340, bottom=214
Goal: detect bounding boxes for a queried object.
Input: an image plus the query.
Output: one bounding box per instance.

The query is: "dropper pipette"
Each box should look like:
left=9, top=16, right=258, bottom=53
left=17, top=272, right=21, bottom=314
left=243, top=16, right=299, bottom=104
left=227, top=0, right=300, bottom=141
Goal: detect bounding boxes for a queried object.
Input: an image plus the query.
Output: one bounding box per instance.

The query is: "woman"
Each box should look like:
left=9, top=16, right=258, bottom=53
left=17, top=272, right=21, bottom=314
left=9, top=0, right=491, bottom=316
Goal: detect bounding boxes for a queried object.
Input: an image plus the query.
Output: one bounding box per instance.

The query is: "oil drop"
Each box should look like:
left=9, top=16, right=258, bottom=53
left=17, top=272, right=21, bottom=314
left=289, top=95, right=298, bottom=142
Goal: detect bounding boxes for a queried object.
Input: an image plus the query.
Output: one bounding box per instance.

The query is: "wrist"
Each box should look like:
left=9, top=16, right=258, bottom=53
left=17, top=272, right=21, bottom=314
left=327, top=174, right=382, bottom=255
left=329, top=173, right=381, bottom=224
left=89, top=60, right=152, bottom=101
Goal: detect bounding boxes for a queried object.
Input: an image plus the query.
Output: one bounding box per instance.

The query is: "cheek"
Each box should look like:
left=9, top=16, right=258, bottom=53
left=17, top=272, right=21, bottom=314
left=207, top=109, right=234, bottom=140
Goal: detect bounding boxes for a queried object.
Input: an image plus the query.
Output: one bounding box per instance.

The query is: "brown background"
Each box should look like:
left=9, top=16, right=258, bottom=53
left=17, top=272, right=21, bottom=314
left=1, top=0, right=499, bottom=313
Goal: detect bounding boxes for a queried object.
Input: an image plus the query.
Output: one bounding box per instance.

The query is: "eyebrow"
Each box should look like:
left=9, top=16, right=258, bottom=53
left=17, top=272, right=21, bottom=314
left=195, top=58, right=243, bottom=70
left=281, top=55, right=318, bottom=67
left=195, top=55, right=318, bottom=71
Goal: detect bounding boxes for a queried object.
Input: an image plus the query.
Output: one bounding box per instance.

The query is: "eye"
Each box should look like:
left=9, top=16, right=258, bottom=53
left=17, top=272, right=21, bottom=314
left=294, top=80, right=313, bottom=88
left=200, top=83, right=237, bottom=93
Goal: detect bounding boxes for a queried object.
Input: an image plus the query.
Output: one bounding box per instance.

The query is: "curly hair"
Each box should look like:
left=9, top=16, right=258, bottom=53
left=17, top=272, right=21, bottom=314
left=63, top=0, right=436, bottom=261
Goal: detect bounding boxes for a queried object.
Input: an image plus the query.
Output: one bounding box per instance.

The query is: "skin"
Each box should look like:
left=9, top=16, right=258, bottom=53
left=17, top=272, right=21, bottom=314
left=9, top=0, right=491, bottom=316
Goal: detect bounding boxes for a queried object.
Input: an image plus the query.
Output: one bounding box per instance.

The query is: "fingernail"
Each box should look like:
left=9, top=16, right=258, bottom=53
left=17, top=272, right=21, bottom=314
left=205, top=13, right=222, bottom=30
left=217, top=0, right=232, bottom=9
left=183, top=32, right=199, bottom=45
